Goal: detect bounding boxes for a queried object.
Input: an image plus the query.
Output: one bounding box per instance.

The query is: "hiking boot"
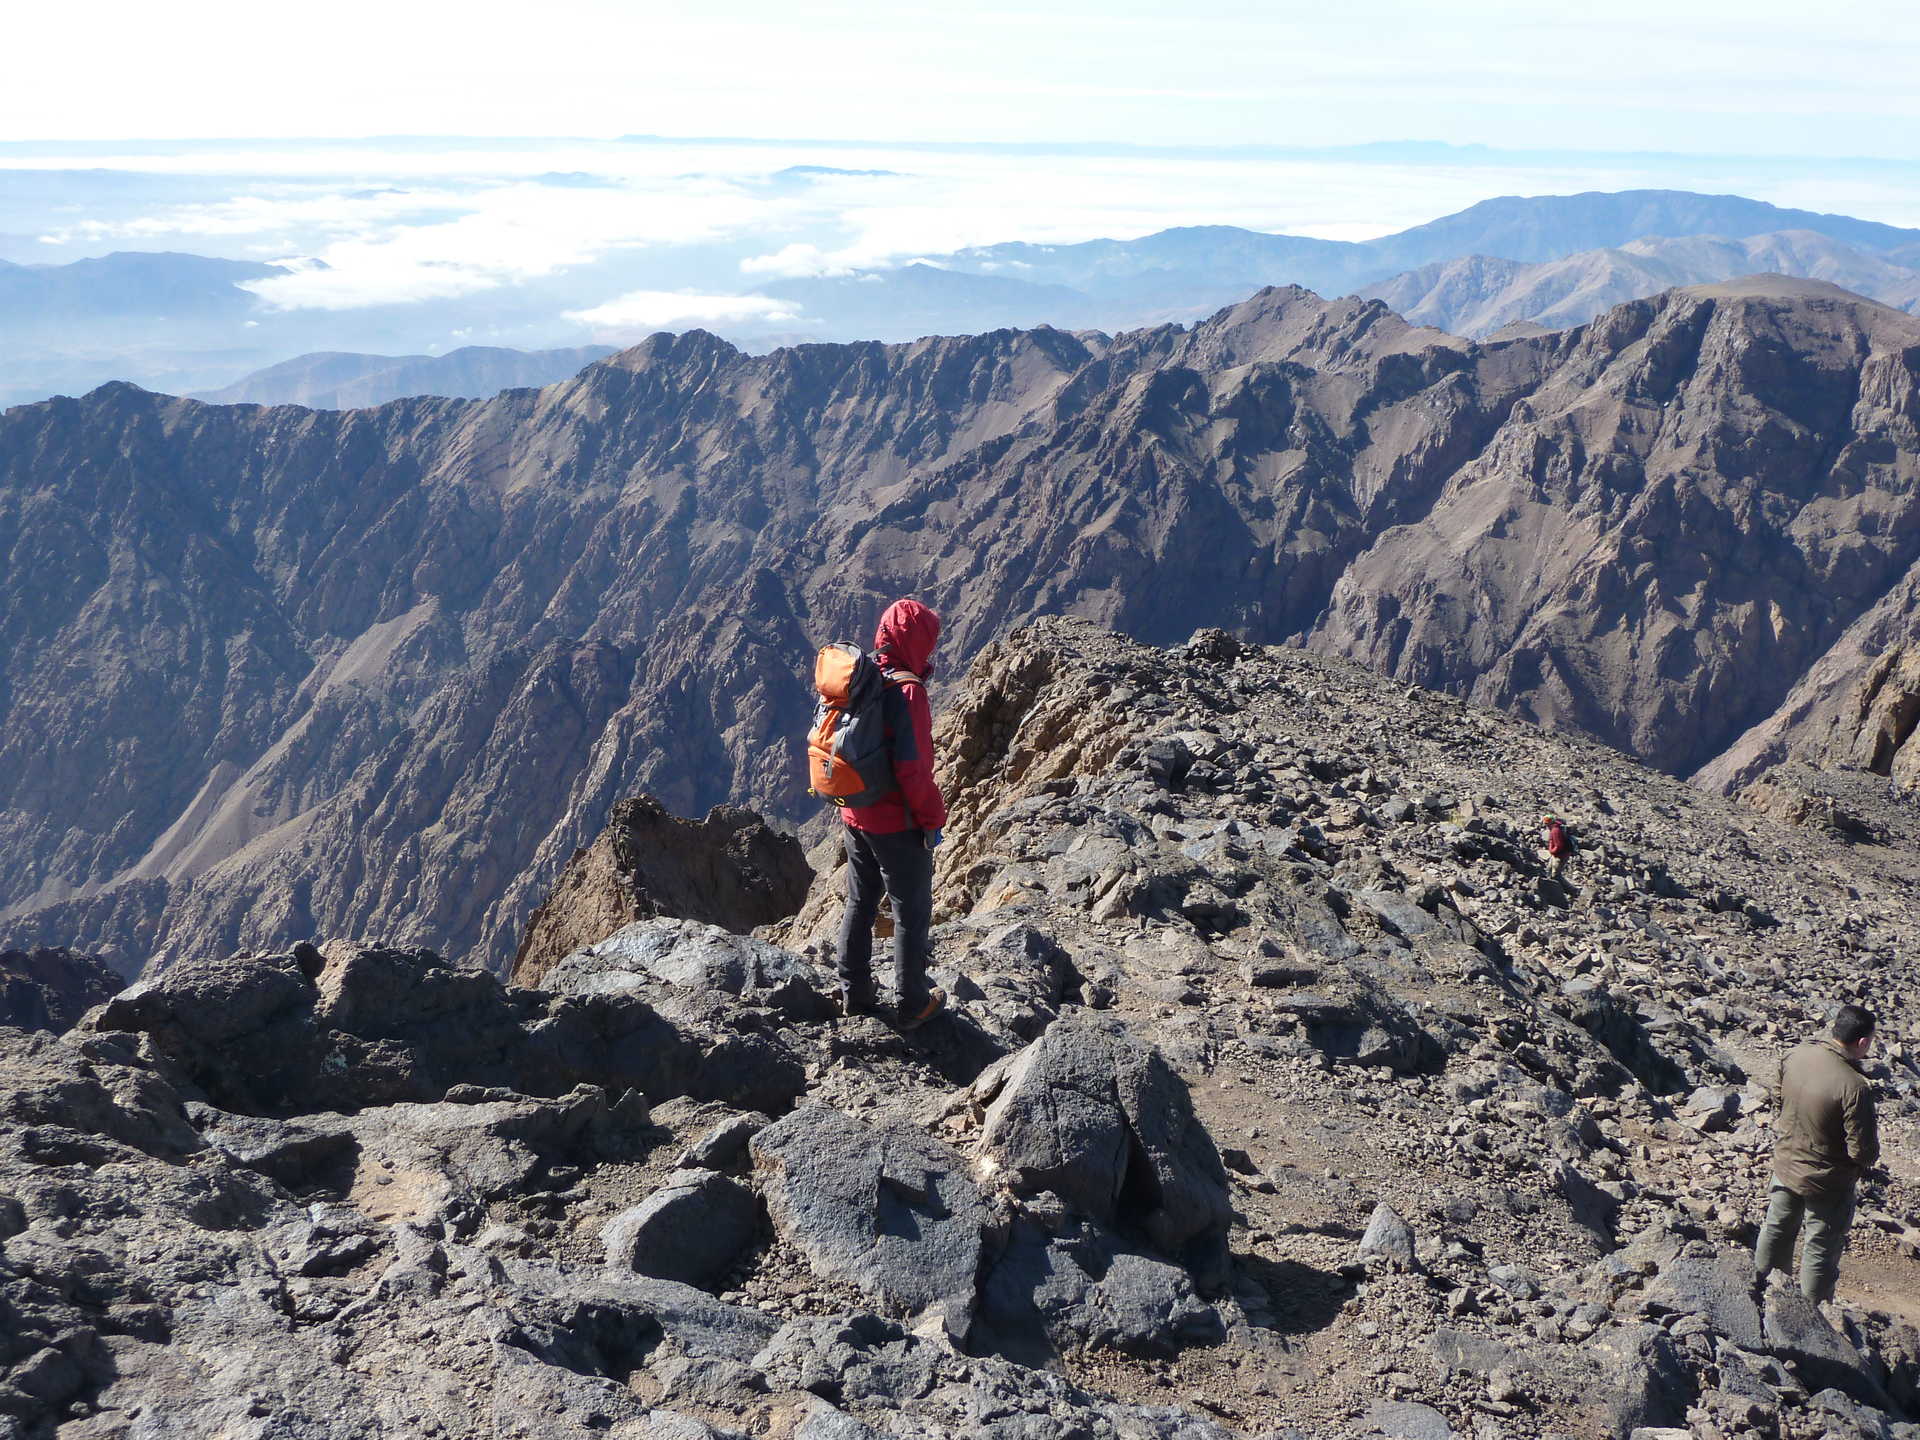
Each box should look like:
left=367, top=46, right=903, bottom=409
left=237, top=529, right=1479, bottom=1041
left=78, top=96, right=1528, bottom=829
left=836, top=987, right=878, bottom=1019
left=897, top=987, right=946, bottom=1032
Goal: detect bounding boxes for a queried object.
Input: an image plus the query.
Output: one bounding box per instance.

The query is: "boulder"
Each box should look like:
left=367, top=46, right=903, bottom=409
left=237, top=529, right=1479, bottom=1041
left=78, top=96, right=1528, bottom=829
left=602, top=1170, right=759, bottom=1288
left=677, top=1113, right=769, bottom=1169
left=751, top=1107, right=991, bottom=1342
left=960, top=923, right=1081, bottom=1042
left=1764, top=1288, right=1892, bottom=1409
left=971, top=1013, right=1231, bottom=1282
left=1641, top=1246, right=1764, bottom=1351
left=977, top=1216, right=1223, bottom=1362
left=1269, top=981, right=1437, bottom=1074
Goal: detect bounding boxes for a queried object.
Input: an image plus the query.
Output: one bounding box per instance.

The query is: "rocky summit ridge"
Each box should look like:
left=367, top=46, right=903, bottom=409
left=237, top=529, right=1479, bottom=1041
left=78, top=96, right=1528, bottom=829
left=6, top=620, right=1920, bottom=1439
left=6, top=279, right=1920, bottom=977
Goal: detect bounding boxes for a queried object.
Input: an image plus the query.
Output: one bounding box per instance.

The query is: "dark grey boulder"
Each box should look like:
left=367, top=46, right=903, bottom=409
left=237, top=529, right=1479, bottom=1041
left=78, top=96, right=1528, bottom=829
left=978, top=1217, right=1223, bottom=1362
left=1583, top=1322, right=1696, bottom=1437
left=962, top=923, right=1081, bottom=1042
left=603, top=1169, right=759, bottom=1288
left=794, top=1401, right=887, bottom=1440
left=751, top=1107, right=990, bottom=1342
left=1764, top=1288, right=1892, bottom=1409
left=972, top=1013, right=1231, bottom=1283
left=1641, top=1247, right=1764, bottom=1351
left=1269, top=980, right=1437, bottom=1074
left=188, top=1104, right=357, bottom=1191
left=751, top=1313, right=946, bottom=1407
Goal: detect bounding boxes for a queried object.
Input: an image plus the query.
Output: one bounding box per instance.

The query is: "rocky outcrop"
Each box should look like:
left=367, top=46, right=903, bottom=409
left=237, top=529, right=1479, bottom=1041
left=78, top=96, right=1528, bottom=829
left=8, top=621, right=1920, bottom=1436
left=0, top=948, right=121, bottom=1033
left=511, top=796, right=812, bottom=988
left=81, top=938, right=808, bottom=1117
left=7, top=279, right=1920, bottom=992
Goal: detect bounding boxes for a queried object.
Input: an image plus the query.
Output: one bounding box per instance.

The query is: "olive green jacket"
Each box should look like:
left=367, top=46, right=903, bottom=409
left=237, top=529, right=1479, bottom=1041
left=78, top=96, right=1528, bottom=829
left=1772, top=1038, right=1879, bottom=1201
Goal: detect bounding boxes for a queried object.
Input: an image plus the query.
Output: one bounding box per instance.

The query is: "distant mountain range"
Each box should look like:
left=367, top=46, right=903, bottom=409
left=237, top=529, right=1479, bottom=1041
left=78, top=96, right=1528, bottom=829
left=923, top=189, right=1920, bottom=320
left=194, top=345, right=616, bottom=409
left=1359, top=230, right=1920, bottom=337
left=8, top=188, right=1920, bottom=410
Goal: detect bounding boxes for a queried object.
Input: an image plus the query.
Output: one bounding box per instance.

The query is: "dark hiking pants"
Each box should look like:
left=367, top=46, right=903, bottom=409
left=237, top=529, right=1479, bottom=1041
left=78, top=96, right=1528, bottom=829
left=1754, top=1183, right=1856, bottom=1301
left=837, top=825, right=933, bottom=1012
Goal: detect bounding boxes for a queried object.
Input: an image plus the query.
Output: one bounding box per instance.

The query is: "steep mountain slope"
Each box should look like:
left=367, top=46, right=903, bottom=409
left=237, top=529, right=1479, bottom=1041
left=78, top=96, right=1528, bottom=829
left=8, top=621, right=1920, bottom=1438
left=1315, top=277, right=1920, bottom=778
left=1361, top=231, right=1920, bottom=337
left=4, top=280, right=1920, bottom=976
left=193, top=344, right=617, bottom=409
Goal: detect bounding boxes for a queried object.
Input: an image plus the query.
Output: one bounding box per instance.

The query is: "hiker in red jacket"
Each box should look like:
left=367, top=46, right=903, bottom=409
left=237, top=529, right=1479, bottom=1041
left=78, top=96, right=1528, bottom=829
left=1542, top=814, right=1573, bottom=879
left=836, top=598, right=949, bottom=1028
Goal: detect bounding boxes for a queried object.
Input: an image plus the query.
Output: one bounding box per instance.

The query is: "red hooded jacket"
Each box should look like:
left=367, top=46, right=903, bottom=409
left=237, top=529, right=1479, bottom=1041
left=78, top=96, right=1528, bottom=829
left=844, top=599, right=948, bottom=834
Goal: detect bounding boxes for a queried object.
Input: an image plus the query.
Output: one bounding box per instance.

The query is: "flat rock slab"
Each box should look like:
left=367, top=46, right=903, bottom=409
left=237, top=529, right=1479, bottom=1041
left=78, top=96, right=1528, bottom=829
left=1367, top=1399, right=1457, bottom=1439
left=546, top=918, right=818, bottom=999
left=751, top=1106, right=990, bottom=1342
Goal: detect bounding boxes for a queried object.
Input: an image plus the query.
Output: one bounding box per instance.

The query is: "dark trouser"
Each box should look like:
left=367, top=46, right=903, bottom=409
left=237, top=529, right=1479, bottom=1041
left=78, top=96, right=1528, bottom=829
left=837, top=825, right=933, bottom=1011
left=1754, top=1183, right=1856, bottom=1301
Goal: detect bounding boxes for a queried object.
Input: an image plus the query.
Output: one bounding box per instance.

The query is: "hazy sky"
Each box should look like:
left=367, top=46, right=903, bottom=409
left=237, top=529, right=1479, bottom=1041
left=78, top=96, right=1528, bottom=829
left=12, top=0, right=1919, bottom=157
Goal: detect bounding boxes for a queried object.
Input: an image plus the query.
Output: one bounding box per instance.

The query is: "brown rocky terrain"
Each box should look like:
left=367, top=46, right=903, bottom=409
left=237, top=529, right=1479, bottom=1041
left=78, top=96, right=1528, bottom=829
left=4, top=278, right=1920, bottom=979
left=510, top=796, right=812, bottom=988
left=6, top=621, right=1920, bottom=1439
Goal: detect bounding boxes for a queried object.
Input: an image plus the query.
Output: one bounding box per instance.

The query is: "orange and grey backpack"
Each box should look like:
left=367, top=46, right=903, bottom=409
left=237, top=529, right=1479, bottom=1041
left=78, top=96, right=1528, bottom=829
left=808, top=643, right=908, bottom=807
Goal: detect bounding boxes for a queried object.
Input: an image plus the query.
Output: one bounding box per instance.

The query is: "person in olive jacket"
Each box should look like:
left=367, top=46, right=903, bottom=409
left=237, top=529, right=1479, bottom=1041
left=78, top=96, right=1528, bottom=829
left=1754, top=1004, right=1880, bottom=1302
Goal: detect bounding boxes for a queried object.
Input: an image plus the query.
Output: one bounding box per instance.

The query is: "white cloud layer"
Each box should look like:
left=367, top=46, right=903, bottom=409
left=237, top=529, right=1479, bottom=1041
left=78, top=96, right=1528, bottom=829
left=738, top=243, right=861, bottom=279
left=564, top=291, right=804, bottom=334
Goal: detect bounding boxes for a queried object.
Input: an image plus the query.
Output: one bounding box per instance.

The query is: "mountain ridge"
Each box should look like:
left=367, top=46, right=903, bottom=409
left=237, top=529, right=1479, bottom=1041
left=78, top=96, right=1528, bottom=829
left=4, top=277, right=1920, bottom=974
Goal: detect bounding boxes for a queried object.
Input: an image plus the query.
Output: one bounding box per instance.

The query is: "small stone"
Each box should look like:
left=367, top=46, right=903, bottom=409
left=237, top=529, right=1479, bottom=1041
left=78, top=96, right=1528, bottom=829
left=1356, top=1201, right=1417, bottom=1267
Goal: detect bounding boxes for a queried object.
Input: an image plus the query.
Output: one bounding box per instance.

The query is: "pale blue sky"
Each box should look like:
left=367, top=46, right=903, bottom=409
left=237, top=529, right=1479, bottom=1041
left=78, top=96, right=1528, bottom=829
left=12, top=1, right=1918, bottom=158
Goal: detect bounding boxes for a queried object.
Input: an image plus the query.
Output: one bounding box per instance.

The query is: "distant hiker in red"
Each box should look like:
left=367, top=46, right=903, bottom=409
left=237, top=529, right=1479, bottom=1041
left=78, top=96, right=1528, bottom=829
left=1542, top=814, right=1572, bottom=879
left=833, top=599, right=948, bottom=1028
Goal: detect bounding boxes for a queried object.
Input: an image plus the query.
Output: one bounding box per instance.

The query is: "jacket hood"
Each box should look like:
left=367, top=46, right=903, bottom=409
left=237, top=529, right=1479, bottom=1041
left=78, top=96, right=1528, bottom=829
left=874, top=598, right=940, bottom=679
